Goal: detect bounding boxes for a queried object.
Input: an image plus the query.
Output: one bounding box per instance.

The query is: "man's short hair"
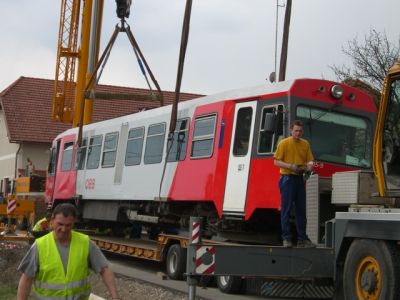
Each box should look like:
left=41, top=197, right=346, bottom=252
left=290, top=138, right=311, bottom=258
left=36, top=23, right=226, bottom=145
left=290, top=120, right=304, bottom=129
left=52, top=203, right=77, bottom=219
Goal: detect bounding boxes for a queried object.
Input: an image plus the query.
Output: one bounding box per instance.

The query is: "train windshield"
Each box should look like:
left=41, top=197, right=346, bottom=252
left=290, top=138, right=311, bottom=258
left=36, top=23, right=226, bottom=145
left=297, top=105, right=372, bottom=168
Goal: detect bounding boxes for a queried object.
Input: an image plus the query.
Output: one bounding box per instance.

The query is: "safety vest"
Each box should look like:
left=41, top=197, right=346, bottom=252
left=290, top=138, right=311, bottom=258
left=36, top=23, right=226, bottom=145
left=32, top=218, right=48, bottom=232
left=33, top=231, right=91, bottom=300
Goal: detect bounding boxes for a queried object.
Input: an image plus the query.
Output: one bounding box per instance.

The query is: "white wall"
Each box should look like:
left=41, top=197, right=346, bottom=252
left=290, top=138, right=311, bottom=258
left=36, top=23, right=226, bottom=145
left=0, top=109, right=18, bottom=179
left=0, top=109, right=51, bottom=179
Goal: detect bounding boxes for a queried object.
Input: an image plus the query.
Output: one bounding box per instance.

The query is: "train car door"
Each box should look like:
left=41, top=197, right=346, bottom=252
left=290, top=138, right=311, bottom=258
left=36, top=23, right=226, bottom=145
left=223, top=101, right=257, bottom=214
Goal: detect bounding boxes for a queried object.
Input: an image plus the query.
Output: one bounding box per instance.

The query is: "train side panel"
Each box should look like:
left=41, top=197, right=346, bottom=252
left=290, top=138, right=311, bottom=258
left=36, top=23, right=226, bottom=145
left=76, top=110, right=178, bottom=200
left=168, top=101, right=234, bottom=217
left=51, top=134, right=77, bottom=201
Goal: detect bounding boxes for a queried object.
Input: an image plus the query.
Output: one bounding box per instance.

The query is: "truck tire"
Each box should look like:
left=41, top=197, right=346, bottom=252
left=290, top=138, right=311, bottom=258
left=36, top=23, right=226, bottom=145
left=166, top=244, right=187, bottom=280
left=343, top=239, right=400, bottom=300
left=216, top=275, right=242, bottom=294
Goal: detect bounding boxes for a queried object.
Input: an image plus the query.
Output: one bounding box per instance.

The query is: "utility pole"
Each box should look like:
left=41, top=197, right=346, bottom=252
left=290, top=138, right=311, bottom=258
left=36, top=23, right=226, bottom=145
left=273, top=0, right=285, bottom=83
left=279, top=0, right=292, bottom=82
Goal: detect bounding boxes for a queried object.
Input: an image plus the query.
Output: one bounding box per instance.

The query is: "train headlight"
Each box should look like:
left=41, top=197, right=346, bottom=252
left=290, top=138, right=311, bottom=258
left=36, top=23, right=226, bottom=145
left=330, top=85, right=344, bottom=100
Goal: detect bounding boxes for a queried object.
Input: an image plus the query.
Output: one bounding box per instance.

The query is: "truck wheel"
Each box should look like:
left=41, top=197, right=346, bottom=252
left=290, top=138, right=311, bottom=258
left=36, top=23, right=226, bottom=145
left=166, top=244, right=187, bottom=280
left=343, top=239, right=400, bottom=300
left=216, top=275, right=242, bottom=294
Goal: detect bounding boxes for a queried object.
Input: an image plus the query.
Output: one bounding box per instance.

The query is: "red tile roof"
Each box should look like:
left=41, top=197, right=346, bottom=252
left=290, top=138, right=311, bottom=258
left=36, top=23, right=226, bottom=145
left=0, top=77, right=203, bottom=143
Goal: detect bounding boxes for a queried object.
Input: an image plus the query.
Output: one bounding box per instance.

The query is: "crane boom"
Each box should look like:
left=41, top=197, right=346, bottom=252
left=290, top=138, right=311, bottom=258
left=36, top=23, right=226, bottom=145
left=52, top=0, right=81, bottom=123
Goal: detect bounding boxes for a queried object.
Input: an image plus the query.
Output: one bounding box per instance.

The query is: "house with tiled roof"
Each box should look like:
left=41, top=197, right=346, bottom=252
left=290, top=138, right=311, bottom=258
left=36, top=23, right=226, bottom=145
left=0, top=77, right=202, bottom=185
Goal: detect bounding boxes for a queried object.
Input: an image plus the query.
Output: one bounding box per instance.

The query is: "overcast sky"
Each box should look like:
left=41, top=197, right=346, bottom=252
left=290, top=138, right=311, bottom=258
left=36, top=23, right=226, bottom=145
left=0, top=0, right=398, bottom=95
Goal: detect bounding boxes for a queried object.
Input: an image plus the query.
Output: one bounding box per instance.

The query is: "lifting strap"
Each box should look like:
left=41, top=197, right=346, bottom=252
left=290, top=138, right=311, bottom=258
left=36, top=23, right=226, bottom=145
left=169, top=0, right=193, bottom=134
left=159, top=0, right=193, bottom=201
left=77, top=19, right=164, bottom=147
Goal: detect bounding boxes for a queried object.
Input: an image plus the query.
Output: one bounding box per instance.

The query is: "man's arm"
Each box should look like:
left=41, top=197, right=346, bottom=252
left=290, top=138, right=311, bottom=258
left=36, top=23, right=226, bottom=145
left=17, top=273, right=33, bottom=300
left=100, top=266, right=120, bottom=299
left=274, top=159, right=290, bottom=170
left=274, top=159, right=299, bottom=172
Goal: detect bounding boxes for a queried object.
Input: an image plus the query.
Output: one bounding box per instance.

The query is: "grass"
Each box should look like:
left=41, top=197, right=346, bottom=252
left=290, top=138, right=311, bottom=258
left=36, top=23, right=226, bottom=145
left=0, top=284, right=17, bottom=300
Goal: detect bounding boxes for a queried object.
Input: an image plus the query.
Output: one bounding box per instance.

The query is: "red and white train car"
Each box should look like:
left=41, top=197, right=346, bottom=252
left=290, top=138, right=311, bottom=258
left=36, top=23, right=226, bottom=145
left=46, top=79, right=376, bottom=240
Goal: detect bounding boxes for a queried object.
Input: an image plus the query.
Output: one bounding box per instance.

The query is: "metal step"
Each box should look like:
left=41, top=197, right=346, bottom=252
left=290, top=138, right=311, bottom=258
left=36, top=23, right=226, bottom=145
left=245, top=278, right=334, bottom=299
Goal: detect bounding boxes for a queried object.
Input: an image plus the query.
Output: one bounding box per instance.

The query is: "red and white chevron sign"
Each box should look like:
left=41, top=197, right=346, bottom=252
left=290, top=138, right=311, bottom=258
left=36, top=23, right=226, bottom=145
left=7, top=199, right=17, bottom=214
left=191, top=221, right=200, bottom=243
left=195, top=246, right=216, bottom=274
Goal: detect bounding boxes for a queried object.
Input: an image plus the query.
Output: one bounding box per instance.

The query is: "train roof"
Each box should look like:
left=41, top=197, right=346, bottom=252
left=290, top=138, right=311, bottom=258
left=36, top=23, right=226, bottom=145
left=57, top=78, right=374, bottom=140
left=56, top=80, right=297, bottom=139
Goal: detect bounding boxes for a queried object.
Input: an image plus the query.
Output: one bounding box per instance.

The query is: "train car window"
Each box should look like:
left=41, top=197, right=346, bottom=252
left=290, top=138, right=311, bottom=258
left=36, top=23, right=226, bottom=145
left=61, top=142, right=74, bottom=171
left=76, top=138, right=88, bottom=170
left=102, top=132, right=119, bottom=168
left=86, top=135, right=103, bottom=169
left=191, top=115, right=217, bottom=158
left=297, top=105, right=371, bottom=168
left=48, top=145, right=58, bottom=175
left=144, top=123, right=166, bottom=164
left=125, top=127, right=145, bottom=166
left=258, top=105, right=284, bottom=154
left=167, top=118, right=189, bottom=162
left=233, top=107, right=253, bottom=156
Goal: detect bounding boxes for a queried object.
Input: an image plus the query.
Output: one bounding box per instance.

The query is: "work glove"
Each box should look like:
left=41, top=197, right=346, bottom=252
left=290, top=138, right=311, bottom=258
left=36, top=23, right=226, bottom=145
left=303, top=170, right=313, bottom=181
left=289, top=164, right=305, bottom=175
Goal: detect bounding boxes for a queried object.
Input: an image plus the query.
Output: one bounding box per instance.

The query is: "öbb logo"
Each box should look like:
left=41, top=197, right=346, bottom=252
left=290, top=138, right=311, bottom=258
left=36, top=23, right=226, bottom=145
left=85, top=178, right=96, bottom=190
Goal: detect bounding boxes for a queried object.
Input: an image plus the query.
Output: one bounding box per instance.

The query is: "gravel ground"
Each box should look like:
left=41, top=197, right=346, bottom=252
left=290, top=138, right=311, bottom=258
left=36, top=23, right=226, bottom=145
left=90, top=272, right=188, bottom=300
left=0, top=241, right=188, bottom=300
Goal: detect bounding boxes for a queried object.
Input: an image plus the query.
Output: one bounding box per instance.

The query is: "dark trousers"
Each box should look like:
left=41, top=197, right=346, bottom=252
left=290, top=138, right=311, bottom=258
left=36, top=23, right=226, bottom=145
left=279, top=175, right=308, bottom=241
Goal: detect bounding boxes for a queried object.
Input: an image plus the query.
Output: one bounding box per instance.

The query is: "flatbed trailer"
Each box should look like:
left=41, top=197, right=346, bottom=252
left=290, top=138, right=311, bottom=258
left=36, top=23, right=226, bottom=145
left=90, top=232, right=233, bottom=281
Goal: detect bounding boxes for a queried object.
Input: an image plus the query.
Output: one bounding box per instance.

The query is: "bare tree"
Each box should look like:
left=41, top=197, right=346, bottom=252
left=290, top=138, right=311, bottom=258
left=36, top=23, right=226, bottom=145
left=330, top=30, right=400, bottom=91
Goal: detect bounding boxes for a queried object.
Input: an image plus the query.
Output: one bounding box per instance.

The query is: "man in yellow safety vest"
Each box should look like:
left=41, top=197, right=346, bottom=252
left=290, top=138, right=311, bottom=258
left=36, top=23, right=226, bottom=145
left=31, top=212, right=52, bottom=238
left=17, top=203, right=120, bottom=300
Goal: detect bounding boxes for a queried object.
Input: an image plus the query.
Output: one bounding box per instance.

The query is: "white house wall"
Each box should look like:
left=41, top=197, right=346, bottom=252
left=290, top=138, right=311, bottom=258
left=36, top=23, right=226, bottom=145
left=0, top=109, right=18, bottom=179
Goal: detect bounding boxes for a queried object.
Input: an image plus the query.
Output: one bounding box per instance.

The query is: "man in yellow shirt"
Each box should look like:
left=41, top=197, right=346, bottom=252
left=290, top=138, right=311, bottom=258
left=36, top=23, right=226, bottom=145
left=274, top=120, right=315, bottom=248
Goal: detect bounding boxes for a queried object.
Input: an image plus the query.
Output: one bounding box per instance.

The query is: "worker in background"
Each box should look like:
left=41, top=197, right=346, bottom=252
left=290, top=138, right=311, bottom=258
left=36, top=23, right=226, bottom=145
left=31, top=212, right=52, bottom=238
left=273, top=120, right=316, bottom=248
left=17, top=203, right=121, bottom=300
left=25, top=158, right=35, bottom=176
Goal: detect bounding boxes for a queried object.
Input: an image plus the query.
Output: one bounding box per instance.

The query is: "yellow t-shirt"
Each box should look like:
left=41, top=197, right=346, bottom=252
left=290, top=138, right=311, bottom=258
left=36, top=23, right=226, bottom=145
left=274, top=136, right=314, bottom=175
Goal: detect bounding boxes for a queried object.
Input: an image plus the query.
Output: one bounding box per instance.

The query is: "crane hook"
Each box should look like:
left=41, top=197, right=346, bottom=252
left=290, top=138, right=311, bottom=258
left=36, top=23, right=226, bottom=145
left=115, top=0, right=132, bottom=20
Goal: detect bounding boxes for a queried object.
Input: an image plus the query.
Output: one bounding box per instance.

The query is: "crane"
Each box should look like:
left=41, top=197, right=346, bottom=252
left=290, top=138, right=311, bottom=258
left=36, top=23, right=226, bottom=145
left=52, top=0, right=166, bottom=129
left=52, top=0, right=81, bottom=124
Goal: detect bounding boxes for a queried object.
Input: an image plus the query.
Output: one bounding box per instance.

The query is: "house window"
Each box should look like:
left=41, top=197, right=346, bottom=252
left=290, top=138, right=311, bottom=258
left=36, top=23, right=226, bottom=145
left=125, top=127, right=144, bottom=166
left=86, top=135, right=103, bottom=169
left=61, top=142, right=74, bottom=171
left=102, top=132, right=119, bottom=168
left=191, top=115, right=216, bottom=158
left=167, top=118, right=189, bottom=162
left=144, top=123, right=166, bottom=164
